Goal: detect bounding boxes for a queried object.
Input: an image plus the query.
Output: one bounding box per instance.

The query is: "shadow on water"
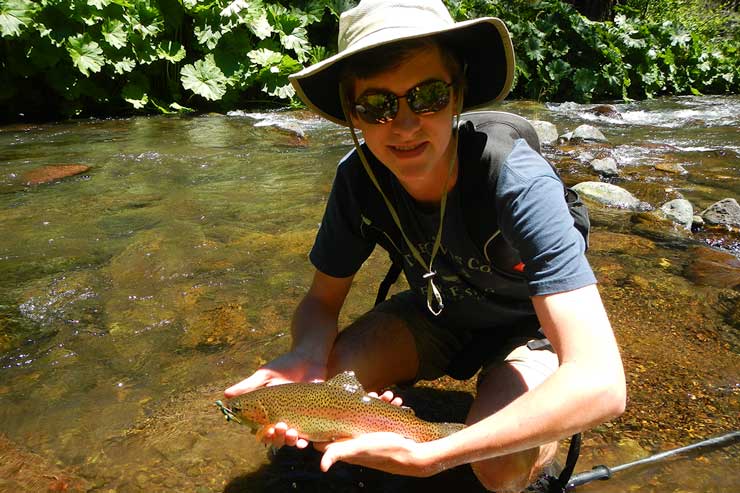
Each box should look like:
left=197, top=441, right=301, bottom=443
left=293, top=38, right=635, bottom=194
left=224, top=448, right=486, bottom=493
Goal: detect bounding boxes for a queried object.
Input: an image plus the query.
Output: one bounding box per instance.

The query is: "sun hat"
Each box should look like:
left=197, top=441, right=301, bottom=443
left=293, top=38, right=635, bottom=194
left=289, top=0, right=515, bottom=126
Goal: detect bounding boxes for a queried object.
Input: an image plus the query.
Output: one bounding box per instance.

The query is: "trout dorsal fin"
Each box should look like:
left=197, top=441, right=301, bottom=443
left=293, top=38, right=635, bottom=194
left=326, top=371, right=365, bottom=394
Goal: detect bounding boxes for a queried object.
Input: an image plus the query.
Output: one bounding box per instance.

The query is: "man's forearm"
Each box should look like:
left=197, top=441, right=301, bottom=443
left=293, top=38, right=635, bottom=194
left=289, top=295, right=341, bottom=366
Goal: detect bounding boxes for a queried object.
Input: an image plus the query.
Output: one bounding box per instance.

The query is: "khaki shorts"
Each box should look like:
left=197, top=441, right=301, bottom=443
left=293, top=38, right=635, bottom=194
left=373, top=291, right=558, bottom=383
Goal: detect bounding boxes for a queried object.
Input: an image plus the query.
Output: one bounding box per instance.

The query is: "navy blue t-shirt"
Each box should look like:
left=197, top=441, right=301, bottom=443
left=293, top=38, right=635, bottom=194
left=310, top=120, right=596, bottom=331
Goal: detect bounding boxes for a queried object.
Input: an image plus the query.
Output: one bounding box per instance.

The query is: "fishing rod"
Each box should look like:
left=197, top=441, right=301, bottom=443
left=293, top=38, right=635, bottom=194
left=565, top=430, right=740, bottom=489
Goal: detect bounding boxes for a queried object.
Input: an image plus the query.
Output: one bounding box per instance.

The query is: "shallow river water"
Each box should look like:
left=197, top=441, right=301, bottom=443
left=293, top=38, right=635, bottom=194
left=0, top=96, right=738, bottom=492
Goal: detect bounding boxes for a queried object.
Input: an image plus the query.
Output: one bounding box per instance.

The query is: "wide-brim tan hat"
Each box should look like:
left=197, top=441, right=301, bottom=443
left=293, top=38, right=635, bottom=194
left=289, top=0, right=515, bottom=126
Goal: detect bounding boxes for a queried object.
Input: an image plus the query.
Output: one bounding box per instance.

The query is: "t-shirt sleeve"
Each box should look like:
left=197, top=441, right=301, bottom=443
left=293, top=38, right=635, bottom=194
left=496, top=140, right=596, bottom=296
left=309, top=156, right=376, bottom=278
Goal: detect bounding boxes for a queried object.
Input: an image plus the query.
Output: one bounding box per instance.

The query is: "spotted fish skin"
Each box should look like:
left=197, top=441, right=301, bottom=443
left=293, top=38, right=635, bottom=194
left=221, top=371, right=465, bottom=442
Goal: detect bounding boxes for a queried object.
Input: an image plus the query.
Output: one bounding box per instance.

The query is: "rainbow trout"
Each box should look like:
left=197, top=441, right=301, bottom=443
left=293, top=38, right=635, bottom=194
left=216, top=371, right=465, bottom=442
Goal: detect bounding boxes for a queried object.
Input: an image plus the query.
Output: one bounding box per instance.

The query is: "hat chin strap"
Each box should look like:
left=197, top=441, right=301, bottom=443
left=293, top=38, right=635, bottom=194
left=339, top=83, right=463, bottom=316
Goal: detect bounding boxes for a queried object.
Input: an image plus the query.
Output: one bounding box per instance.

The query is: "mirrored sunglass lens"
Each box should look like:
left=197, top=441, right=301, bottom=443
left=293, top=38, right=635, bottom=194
left=356, top=92, right=397, bottom=123
left=409, top=81, right=450, bottom=113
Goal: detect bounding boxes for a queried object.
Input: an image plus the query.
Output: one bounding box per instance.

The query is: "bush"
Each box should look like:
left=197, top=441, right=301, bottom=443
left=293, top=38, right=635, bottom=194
left=0, top=0, right=738, bottom=121
left=0, top=0, right=343, bottom=121
left=447, top=0, right=739, bottom=101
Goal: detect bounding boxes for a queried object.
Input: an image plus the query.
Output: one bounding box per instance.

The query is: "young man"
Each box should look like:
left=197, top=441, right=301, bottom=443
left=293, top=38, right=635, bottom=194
left=225, top=1, right=626, bottom=491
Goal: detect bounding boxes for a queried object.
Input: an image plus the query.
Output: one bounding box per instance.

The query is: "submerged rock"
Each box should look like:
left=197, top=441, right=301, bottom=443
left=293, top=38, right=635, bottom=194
left=0, top=433, right=90, bottom=491
left=590, top=104, right=623, bottom=119
left=254, top=119, right=307, bottom=146
left=21, top=164, right=90, bottom=185
left=658, top=199, right=694, bottom=229
left=590, top=157, right=619, bottom=177
left=528, top=120, right=558, bottom=146
left=683, top=246, right=740, bottom=290
left=572, top=181, right=648, bottom=210
left=655, top=161, right=688, bottom=174
left=700, top=198, right=740, bottom=228
left=571, top=124, right=608, bottom=142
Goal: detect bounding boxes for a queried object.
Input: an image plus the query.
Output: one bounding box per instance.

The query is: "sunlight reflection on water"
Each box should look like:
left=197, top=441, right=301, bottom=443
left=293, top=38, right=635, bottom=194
left=0, top=98, right=738, bottom=492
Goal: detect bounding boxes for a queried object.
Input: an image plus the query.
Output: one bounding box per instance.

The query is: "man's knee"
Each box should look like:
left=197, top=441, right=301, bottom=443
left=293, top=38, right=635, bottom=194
left=325, top=311, right=419, bottom=389
left=470, top=444, right=556, bottom=493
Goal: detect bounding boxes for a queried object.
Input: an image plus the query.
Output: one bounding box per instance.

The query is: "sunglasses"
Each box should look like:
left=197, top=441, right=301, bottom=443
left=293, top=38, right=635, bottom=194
left=353, top=79, right=453, bottom=125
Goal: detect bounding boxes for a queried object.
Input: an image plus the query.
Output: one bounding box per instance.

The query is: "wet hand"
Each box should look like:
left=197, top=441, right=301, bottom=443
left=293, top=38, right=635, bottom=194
left=260, top=422, right=310, bottom=449
left=317, top=432, right=438, bottom=477
left=368, top=390, right=403, bottom=407
left=224, top=352, right=326, bottom=398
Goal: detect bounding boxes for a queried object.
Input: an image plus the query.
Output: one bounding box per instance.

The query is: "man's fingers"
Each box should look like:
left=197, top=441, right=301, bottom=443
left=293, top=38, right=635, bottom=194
left=284, top=427, right=300, bottom=447
left=296, top=438, right=310, bottom=449
left=370, top=390, right=403, bottom=407
left=259, top=422, right=308, bottom=449
left=224, top=370, right=270, bottom=397
left=320, top=444, right=341, bottom=472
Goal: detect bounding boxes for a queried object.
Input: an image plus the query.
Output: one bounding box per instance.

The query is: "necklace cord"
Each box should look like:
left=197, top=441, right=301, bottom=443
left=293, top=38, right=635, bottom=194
left=339, top=82, right=462, bottom=316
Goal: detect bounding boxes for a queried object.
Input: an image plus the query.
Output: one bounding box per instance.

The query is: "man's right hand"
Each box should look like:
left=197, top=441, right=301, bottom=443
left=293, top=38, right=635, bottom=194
left=224, top=350, right=327, bottom=398
left=223, top=351, right=327, bottom=449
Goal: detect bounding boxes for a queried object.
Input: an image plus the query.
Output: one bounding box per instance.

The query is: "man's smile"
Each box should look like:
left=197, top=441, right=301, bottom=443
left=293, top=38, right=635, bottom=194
left=389, top=141, right=428, bottom=156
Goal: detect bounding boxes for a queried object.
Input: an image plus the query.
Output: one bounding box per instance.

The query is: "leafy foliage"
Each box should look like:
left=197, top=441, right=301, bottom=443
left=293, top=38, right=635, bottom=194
left=446, top=0, right=739, bottom=101
left=0, top=0, right=737, bottom=121
left=0, top=0, right=348, bottom=120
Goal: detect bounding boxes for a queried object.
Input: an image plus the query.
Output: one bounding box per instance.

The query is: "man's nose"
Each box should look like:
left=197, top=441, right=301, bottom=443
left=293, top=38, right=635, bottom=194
left=390, top=98, right=421, bottom=134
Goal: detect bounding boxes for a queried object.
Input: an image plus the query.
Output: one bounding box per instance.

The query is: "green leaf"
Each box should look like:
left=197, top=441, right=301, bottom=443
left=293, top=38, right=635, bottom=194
left=280, top=26, right=310, bottom=62
left=124, top=2, right=164, bottom=39
left=88, top=0, right=112, bottom=9
left=573, top=68, right=596, bottom=97
left=221, top=0, right=249, bottom=17
left=112, top=57, right=136, bottom=74
left=151, top=99, right=177, bottom=114
left=102, top=18, right=128, bottom=49
left=670, top=31, right=691, bottom=47
left=248, top=47, right=282, bottom=67
left=157, top=40, right=186, bottom=62
left=122, top=81, right=149, bottom=109
left=66, top=33, right=105, bottom=76
left=263, top=81, right=295, bottom=99
left=194, top=23, right=222, bottom=50
left=130, top=33, right=159, bottom=64
left=324, top=0, right=356, bottom=19
left=545, top=59, right=571, bottom=83
left=29, top=36, right=61, bottom=68
left=169, top=102, right=195, bottom=113
left=0, top=0, right=36, bottom=38
left=181, top=54, right=228, bottom=101
left=247, top=10, right=272, bottom=39
left=524, top=36, right=545, bottom=62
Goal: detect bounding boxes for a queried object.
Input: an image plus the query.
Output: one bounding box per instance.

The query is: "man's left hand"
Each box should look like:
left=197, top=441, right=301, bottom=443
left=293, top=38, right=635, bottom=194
left=316, top=432, right=439, bottom=477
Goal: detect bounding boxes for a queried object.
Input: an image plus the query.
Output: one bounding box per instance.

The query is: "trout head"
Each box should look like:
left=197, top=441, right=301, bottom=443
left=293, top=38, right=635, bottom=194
left=216, top=396, right=269, bottom=433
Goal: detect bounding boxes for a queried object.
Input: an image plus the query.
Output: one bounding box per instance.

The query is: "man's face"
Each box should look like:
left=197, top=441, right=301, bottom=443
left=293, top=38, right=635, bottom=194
left=350, top=45, right=459, bottom=200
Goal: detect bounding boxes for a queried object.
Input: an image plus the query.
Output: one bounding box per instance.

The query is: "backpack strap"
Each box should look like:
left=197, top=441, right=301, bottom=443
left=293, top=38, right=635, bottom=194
left=373, top=110, right=590, bottom=306
left=459, top=110, right=589, bottom=250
